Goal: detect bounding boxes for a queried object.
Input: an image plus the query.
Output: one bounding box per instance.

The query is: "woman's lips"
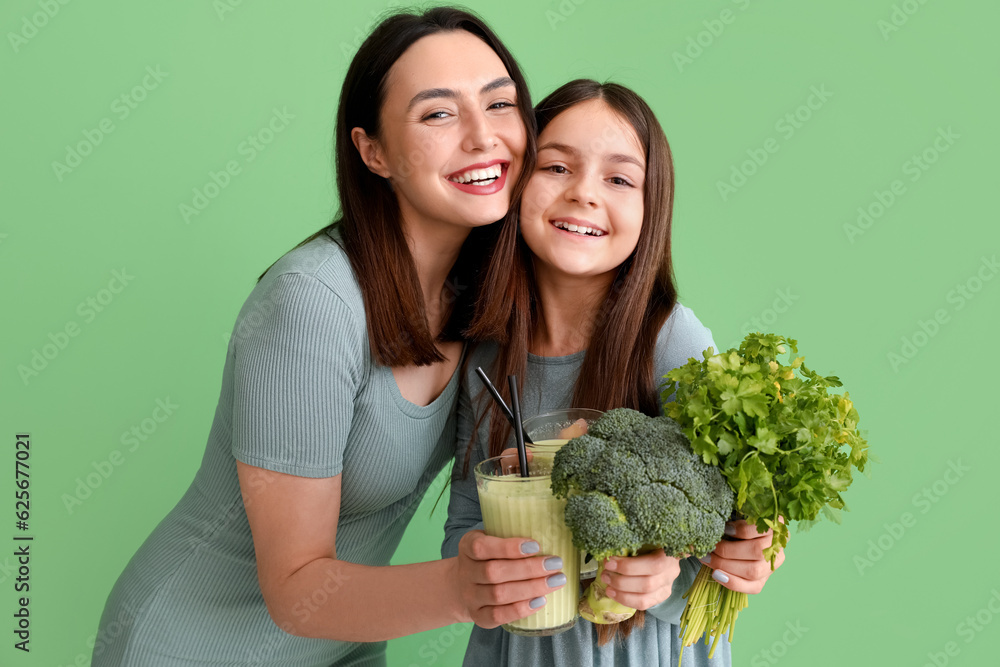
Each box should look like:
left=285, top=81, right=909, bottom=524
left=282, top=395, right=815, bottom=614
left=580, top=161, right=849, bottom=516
left=445, top=161, right=509, bottom=195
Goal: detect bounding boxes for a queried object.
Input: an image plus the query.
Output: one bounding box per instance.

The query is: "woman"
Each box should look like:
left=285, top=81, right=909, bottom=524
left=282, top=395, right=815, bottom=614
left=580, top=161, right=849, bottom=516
left=443, top=80, right=786, bottom=665
left=92, top=8, right=567, bottom=666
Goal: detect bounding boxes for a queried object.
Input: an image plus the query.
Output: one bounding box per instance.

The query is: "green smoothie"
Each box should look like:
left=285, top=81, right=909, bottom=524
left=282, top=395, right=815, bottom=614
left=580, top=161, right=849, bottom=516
left=475, top=454, right=580, bottom=636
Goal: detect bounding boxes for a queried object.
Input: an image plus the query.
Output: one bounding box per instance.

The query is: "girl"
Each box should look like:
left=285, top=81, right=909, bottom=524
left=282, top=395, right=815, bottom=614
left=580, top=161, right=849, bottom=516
left=92, top=8, right=568, bottom=666
left=444, top=80, right=786, bottom=666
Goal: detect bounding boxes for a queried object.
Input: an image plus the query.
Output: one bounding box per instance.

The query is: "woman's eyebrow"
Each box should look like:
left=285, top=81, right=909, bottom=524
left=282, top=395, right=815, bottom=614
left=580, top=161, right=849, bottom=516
left=407, top=76, right=515, bottom=111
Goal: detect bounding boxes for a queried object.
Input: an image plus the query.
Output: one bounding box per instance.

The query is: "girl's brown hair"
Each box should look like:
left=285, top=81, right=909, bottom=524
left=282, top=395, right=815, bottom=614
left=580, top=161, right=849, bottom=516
left=465, top=79, right=678, bottom=644
left=260, top=7, right=536, bottom=366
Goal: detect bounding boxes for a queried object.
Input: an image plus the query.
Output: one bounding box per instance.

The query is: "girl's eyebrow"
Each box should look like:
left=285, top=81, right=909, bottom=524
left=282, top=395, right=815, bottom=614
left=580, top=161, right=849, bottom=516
left=538, top=141, right=644, bottom=169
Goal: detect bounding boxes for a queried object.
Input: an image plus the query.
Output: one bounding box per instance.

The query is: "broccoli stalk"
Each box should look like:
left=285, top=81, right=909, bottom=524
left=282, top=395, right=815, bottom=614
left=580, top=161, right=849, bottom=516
left=580, top=558, right=636, bottom=624
left=551, top=408, right=735, bottom=626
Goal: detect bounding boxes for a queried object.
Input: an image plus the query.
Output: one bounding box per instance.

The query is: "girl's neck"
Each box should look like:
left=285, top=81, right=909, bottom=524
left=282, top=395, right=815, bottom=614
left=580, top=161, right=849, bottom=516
left=530, top=263, right=615, bottom=357
left=401, top=213, right=470, bottom=336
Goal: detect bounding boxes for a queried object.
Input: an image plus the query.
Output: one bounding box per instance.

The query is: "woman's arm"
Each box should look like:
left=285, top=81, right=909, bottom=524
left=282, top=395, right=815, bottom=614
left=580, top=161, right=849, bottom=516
left=238, top=461, right=565, bottom=642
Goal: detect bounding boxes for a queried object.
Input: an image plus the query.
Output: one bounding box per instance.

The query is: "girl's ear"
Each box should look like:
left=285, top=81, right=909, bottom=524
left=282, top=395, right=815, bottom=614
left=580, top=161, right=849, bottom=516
left=351, top=128, right=391, bottom=179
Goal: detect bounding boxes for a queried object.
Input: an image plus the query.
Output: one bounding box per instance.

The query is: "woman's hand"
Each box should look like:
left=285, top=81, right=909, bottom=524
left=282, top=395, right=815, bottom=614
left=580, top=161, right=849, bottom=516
left=700, top=519, right=786, bottom=595
left=600, top=549, right=682, bottom=610
left=454, top=530, right=567, bottom=629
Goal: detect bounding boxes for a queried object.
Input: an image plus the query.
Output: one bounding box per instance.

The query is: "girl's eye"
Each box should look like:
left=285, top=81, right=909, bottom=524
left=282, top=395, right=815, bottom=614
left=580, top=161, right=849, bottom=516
left=543, top=165, right=568, bottom=174
left=609, top=176, right=634, bottom=187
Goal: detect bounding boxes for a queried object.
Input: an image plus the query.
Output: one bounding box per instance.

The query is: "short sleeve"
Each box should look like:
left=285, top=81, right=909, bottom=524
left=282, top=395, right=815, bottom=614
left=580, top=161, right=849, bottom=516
left=656, top=303, right=717, bottom=405
left=230, top=272, right=366, bottom=478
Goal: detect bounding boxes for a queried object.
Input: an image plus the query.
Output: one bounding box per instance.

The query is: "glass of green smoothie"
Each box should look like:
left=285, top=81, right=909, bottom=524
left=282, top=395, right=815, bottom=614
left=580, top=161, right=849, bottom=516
left=521, top=409, right=604, bottom=580
left=522, top=408, right=604, bottom=455
left=474, top=452, right=580, bottom=636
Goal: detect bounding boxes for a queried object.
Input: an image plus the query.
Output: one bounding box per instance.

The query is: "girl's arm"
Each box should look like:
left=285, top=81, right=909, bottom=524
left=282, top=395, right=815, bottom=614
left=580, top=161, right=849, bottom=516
left=238, top=461, right=563, bottom=642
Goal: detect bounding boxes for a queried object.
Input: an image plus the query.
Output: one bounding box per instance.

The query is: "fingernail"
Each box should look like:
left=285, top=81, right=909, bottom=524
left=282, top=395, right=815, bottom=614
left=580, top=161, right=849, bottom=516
left=521, top=541, right=540, bottom=554
left=699, top=555, right=713, bottom=567
left=547, top=573, right=567, bottom=588
left=712, top=570, right=730, bottom=584
left=724, top=524, right=737, bottom=536
left=601, top=573, right=611, bottom=585
left=543, top=556, right=563, bottom=571
left=604, top=558, right=617, bottom=571
left=607, top=588, right=616, bottom=598
left=529, top=596, right=546, bottom=609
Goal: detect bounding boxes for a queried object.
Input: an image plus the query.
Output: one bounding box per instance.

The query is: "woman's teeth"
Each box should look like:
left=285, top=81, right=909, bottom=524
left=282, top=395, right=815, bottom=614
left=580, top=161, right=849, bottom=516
left=448, top=164, right=503, bottom=185
left=552, top=220, right=604, bottom=237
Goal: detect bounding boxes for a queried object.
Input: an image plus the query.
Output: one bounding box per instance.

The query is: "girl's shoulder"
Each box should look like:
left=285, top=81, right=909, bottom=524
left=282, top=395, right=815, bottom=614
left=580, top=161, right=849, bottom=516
left=653, top=303, right=718, bottom=378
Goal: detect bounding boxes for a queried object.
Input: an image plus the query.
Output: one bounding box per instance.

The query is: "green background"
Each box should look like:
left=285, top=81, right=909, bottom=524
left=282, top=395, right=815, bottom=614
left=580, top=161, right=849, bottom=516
left=2, top=0, right=998, bottom=665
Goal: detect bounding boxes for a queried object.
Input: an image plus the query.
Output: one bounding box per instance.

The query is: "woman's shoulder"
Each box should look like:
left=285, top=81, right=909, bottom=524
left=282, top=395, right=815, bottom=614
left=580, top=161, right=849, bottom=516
left=653, top=302, right=718, bottom=377
left=257, top=227, right=363, bottom=314
left=232, top=228, right=367, bottom=347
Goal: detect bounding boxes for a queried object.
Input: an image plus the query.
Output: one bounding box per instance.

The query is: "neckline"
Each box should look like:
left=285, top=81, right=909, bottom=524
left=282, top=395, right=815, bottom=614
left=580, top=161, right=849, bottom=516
left=381, top=347, right=465, bottom=419
left=527, top=349, right=586, bottom=365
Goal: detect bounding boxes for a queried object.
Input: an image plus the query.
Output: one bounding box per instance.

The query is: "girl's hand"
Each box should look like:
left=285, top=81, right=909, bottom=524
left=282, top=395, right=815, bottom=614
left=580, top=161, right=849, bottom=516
left=454, top=530, right=567, bottom=629
left=700, top=519, right=786, bottom=595
left=601, top=549, right=681, bottom=610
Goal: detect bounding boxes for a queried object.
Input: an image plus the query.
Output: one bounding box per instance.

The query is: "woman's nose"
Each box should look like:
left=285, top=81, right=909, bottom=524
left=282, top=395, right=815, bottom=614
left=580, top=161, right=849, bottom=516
left=461, top=109, right=498, bottom=152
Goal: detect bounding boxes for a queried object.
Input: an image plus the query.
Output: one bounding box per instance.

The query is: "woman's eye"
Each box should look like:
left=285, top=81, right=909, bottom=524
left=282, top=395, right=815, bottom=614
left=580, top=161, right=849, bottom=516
left=422, top=111, right=451, bottom=121
left=488, top=101, right=516, bottom=110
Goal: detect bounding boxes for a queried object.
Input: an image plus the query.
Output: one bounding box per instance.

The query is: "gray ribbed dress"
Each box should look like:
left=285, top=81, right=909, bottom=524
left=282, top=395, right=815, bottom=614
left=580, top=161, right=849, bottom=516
left=93, top=229, right=459, bottom=666
left=442, top=304, right=733, bottom=667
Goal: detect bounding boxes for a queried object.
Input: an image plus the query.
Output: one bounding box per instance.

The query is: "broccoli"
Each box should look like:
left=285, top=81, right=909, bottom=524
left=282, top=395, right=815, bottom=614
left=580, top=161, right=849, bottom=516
left=551, top=408, right=735, bottom=624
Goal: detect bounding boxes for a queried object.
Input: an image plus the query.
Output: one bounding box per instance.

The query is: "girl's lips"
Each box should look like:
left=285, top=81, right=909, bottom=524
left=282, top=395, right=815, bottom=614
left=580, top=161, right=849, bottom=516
left=548, top=219, right=606, bottom=238
left=446, top=162, right=509, bottom=195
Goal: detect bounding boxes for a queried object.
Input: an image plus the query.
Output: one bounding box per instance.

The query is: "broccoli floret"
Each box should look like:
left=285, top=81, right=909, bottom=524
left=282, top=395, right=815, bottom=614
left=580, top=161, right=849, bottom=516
left=551, top=407, right=736, bottom=625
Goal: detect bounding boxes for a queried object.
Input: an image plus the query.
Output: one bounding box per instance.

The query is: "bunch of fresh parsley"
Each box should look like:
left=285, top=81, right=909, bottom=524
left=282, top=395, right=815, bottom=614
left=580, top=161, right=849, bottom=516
left=661, top=332, right=870, bottom=658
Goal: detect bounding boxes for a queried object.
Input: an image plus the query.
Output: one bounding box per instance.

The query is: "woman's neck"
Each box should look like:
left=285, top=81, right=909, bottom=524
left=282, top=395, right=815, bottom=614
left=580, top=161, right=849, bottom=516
left=400, top=213, right=470, bottom=336
left=530, top=263, right=615, bottom=357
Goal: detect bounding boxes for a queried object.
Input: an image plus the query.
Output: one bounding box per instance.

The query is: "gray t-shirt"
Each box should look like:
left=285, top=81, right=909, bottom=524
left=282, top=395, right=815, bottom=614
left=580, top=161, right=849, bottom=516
left=93, top=229, right=459, bottom=666
left=442, top=303, right=732, bottom=667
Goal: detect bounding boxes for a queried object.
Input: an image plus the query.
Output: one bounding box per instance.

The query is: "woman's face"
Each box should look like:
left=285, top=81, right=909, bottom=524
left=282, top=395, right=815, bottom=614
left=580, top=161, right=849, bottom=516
left=368, top=31, right=527, bottom=232
left=520, top=99, right=646, bottom=282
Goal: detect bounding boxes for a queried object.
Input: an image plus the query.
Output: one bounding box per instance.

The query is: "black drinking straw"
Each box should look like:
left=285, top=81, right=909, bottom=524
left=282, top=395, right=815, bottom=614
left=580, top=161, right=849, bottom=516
left=474, top=367, right=533, bottom=445
left=507, top=375, right=530, bottom=478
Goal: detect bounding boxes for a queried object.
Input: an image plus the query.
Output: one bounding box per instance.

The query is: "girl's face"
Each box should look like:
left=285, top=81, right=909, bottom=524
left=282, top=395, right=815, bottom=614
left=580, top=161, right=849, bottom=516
left=520, top=99, right=645, bottom=281
left=367, top=31, right=527, bottom=232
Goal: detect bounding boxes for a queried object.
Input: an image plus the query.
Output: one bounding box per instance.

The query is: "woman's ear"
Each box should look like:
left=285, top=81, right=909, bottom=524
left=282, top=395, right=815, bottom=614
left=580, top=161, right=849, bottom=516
left=351, top=127, right=391, bottom=178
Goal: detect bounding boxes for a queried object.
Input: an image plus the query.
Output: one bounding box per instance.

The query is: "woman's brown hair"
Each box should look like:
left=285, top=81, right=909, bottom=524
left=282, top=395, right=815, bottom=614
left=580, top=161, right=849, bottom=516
left=259, top=7, right=536, bottom=366
left=464, top=79, right=678, bottom=644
